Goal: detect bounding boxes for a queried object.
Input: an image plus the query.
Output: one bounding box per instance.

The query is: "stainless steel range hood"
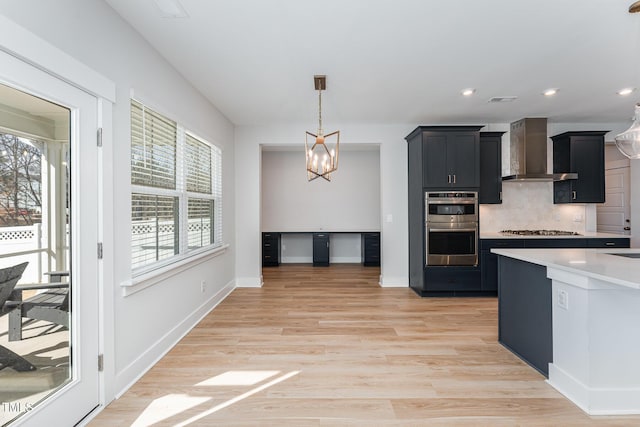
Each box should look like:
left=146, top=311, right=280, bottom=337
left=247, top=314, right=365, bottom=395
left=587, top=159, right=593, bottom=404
left=502, top=118, right=577, bottom=182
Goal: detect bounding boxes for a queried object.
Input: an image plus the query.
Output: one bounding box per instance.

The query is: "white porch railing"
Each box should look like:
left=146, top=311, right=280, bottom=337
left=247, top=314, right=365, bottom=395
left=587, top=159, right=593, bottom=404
left=0, top=224, right=44, bottom=284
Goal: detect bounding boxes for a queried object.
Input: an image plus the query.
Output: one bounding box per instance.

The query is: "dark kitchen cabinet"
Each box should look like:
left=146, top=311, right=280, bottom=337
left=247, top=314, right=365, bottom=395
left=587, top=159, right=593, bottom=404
left=524, top=238, right=587, bottom=248
left=262, top=232, right=281, bottom=267
left=405, top=126, right=483, bottom=295
left=361, top=232, right=380, bottom=266
left=498, top=256, right=552, bottom=376
left=586, top=238, right=630, bottom=248
left=406, top=126, right=483, bottom=189
left=480, top=237, right=630, bottom=291
left=480, top=239, right=525, bottom=292
left=552, top=131, right=608, bottom=203
left=312, top=233, right=329, bottom=266
left=479, top=132, right=505, bottom=204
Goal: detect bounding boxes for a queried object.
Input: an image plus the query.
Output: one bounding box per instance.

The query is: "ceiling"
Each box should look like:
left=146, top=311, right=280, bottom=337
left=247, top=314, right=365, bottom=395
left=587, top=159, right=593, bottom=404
left=0, top=83, right=69, bottom=123
left=104, top=0, right=640, bottom=127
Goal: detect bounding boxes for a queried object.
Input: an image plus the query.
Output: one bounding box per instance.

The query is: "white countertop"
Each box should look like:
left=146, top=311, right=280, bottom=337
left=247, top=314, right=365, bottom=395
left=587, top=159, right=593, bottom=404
left=480, top=231, right=629, bottom=239
left=491, top=248, right=640, bottom=289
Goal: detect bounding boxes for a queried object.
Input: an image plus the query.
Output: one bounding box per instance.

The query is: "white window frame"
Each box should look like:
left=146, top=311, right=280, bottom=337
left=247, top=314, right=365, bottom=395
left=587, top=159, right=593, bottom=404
left=129, top=98, right=224, bottom=282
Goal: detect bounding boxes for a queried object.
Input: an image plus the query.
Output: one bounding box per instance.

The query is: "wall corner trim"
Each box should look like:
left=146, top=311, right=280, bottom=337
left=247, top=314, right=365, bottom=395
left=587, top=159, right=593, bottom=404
left=379, top=276, right=409, bottom=288
left=235, top=276, right=263, bottom=288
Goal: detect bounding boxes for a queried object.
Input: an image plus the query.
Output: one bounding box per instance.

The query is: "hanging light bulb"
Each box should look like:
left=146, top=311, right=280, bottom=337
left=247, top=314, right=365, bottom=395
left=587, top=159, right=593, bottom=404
left=305, top=75, right=340, bottom=182
left=615, top=104, right=640, bottom=159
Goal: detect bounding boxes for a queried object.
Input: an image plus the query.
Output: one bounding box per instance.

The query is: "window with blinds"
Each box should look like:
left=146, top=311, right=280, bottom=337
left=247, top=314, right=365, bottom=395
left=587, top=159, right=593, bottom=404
left=131, top=99, right=222, bottom=273
left=131, top=100, right=177, bottom=189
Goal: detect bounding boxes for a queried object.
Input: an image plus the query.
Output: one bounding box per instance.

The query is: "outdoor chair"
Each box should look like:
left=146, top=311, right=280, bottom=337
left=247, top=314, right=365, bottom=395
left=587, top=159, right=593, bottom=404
left=7, top=273, right=69, bottom=342
left=0, top=262, right=36, bottom=372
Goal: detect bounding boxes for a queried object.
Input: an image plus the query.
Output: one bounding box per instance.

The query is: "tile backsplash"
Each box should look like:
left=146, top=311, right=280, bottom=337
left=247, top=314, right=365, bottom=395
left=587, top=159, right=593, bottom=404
left=479, top=181, right=588, bottom=232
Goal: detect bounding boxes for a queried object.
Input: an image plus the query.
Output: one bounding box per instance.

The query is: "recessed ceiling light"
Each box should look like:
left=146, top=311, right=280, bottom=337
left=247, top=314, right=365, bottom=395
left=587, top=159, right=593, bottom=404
left=153, top=0, right=189, bottom=18
left=543, top=88, right=559, bottom=96
left=461, top=88, right=476, bottom=96
left=617, top=87, right=636, bottom=96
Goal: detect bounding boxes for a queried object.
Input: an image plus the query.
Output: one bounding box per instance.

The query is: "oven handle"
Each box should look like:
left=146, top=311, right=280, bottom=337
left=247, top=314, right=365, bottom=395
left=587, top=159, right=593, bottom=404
left=428, top=228, right=478, bottom=233
left=426, top=200, right=477, bottom=205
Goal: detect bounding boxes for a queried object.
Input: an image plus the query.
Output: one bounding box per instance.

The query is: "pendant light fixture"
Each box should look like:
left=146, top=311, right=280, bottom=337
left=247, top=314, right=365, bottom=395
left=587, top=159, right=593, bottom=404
left=615, top=3, right=640, bottom=158
left=615, top=103, right=640, bottom=159
left=305, top=75, right=339, bottom=181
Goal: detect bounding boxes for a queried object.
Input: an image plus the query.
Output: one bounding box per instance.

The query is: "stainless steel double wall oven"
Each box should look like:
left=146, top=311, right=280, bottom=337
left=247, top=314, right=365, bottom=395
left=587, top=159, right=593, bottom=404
left=425, top=191, right=478, bottom=266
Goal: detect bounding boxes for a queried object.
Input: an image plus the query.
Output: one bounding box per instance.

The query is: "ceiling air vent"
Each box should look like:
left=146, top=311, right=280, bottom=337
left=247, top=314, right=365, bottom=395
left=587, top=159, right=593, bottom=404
left=488, top=96, right=518, bottom=103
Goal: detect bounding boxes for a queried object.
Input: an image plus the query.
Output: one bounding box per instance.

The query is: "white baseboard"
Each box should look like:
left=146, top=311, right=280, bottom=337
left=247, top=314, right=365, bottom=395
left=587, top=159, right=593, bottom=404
left=379, top=275, right=409, bottom=287
left=113, top=279, right=235, bottom=398
left=548, top=364, right=640, bottom=415
left=280, top=257, right=366, bottom=264
left=281, top=256, right=312, bottom=263
left=329, top=256, right=362, bottom=263
left=235, top=276, right=263, bottom=287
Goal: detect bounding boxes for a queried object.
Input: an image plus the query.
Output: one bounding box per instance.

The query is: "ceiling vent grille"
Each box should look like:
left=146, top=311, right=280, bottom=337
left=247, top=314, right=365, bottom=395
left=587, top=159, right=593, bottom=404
left=488, top=96, right=518, bottom=103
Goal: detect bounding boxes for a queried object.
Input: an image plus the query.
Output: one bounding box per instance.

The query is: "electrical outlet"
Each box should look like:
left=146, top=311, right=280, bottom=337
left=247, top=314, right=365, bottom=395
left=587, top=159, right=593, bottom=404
left=200, top=280, right=206, bottom=293
left=558, top=289, right=568, bottom=310
left=573, top=214, right=583, bottom=222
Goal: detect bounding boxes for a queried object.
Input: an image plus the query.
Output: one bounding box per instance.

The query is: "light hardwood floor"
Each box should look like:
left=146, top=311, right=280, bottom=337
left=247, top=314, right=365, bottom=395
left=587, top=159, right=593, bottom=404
left=90, top=264, right=640, bottom=426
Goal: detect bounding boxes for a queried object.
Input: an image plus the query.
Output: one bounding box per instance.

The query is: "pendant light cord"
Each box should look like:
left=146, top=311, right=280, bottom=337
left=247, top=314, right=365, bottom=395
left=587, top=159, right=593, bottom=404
left=318, top=88, right=323, bottom=135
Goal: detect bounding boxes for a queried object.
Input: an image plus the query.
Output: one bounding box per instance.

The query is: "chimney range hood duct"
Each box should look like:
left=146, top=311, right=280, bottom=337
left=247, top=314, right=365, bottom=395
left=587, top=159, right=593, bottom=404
left=502, top=118, right=577, bottom=182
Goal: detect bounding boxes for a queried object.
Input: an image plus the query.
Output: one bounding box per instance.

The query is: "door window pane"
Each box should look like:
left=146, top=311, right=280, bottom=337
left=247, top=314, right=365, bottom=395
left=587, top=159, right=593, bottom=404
left=0, top=83, right=71, bottom=425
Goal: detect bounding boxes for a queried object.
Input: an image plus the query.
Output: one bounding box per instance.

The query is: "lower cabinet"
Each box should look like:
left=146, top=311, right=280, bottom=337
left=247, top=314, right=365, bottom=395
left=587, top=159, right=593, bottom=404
left=422, top=266, right=481, bottom=296
left=481, top=237, right=630, bottom=291
left=312, top=233, right=330, bottom=266
left=498, top=256, right=552, bottom=377
left=480, top=239, right=525, bottom=292
left=262, top=232, right=281, bottom=267
left=362, top=233, right=380, bottom=266
left=586, top=238, right=630, bottom=248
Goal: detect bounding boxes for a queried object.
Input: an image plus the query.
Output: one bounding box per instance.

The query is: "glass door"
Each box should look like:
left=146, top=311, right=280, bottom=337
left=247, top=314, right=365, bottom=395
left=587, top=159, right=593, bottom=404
left=0, top=49, right=99, bottom=426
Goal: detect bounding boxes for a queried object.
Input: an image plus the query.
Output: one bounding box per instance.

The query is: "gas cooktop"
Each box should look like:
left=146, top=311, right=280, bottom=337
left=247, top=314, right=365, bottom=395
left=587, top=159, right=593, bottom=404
left=500, top=229, right=582, bottom=236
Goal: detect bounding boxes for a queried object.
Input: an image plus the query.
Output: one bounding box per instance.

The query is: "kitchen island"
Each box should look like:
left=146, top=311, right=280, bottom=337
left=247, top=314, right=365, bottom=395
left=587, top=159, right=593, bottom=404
left=493, top=247, right=640, bottom=415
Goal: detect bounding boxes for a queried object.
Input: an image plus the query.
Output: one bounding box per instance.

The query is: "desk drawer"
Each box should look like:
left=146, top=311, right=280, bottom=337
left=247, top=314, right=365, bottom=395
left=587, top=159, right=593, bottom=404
left=262, top=232, right=281, bottom=266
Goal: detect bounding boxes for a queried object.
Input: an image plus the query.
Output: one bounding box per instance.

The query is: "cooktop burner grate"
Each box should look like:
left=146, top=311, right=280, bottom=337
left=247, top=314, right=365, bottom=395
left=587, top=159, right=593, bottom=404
left=500, top=229, right=582, bottom=236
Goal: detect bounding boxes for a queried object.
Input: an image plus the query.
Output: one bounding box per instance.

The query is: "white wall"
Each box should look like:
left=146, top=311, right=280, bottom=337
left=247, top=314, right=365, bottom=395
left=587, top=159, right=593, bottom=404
left=0, top=0, right=236, bottom=402
left=236, top=123, right=410, bottom=287
left=261, top=149, right=380, bottom=232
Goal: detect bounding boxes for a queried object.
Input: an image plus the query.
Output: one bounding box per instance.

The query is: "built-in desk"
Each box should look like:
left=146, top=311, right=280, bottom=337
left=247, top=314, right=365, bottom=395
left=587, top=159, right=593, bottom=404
left=261, top=231, right=380, bottom=267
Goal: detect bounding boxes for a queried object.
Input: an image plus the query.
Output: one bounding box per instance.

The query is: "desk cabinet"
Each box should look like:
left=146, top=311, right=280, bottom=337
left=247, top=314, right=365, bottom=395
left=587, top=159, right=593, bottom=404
left=362, top=233, right=380, bottom=266
left=313, top=233, right=330, bottom=266
left=262, top=232, right=281, bottom=266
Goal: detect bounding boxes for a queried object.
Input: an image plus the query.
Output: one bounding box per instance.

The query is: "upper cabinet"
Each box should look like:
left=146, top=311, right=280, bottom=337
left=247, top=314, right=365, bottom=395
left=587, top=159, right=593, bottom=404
left=479, top=131, right=505, bottom=204
left=551, top=131, right=608, bottom=203
left=406, top=126, right=482, bottom=189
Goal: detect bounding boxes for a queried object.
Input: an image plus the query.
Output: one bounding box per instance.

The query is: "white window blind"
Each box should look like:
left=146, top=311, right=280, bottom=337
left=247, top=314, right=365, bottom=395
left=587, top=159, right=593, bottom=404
left=131, top=100, right=177, bottom=189
left=185, top=134, right=211, bottom=194
left=131, top=99, right=223, bottom=273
